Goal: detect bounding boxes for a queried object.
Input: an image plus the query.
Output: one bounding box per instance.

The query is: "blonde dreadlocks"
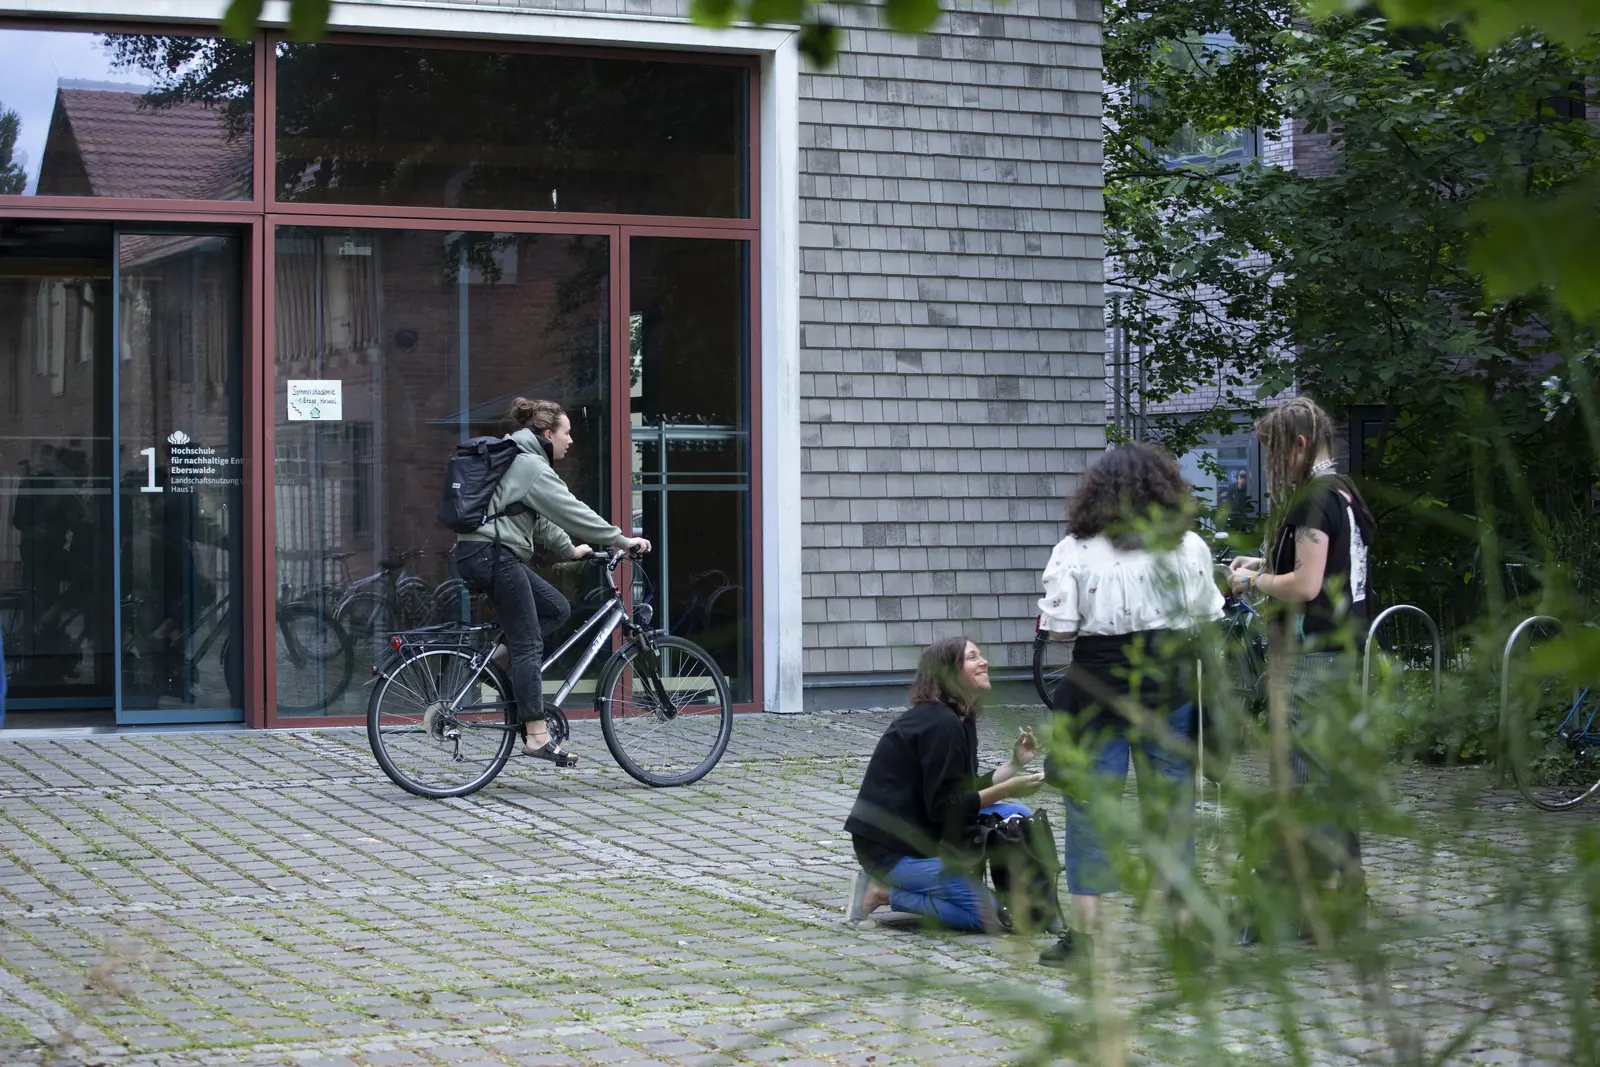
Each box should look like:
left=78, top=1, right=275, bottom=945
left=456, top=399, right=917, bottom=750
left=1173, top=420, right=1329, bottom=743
left=1257, top=397, right=1338, bottom=507
left=1256, top=397, right=1338, bottom=574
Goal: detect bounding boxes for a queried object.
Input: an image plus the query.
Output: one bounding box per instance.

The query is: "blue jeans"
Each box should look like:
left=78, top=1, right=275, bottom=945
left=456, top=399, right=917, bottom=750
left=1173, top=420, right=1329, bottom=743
left=882, top=857, right=993, bottom=932
left=1064, top=701, right=1195, bottom=896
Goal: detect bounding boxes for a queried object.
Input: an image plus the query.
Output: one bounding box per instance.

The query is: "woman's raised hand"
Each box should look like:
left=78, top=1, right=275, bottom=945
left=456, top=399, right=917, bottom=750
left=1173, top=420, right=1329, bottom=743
left=1013, top=726, right=1041, bottom=767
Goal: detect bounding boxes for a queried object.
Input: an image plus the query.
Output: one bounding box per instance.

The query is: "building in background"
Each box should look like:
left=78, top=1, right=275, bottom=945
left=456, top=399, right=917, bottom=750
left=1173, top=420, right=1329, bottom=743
left=0, top=0, right=1104, bottom=729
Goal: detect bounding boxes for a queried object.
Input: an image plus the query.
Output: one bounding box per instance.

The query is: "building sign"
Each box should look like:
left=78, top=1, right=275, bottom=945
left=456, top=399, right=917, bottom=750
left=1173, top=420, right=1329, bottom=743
left=145, top=430, right=243, bottom=494
left=287, top=380, right=343, bottom=421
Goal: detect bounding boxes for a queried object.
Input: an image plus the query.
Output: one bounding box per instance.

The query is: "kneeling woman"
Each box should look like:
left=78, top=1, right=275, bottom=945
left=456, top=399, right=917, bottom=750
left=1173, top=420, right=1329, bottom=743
left=845, top=637, right=1045, bottom=930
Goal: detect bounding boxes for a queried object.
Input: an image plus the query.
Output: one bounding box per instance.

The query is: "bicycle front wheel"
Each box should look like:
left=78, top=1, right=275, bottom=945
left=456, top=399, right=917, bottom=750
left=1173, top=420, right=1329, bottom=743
left=368, top=648, right=516, bottom=798
left=1505, top=694, right=1600, bottom=811
left=596, top=634, right=733, bottom=787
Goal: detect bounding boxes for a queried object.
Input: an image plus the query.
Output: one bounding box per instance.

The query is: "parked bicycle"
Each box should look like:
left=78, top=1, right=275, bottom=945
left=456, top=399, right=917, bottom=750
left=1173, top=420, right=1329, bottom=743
left=366, top=548, right=733, bottom=797
left=122, top=590, right=354, bottom=714
left=1505, top=685, right=1600, bottom=811
left=1032, top=620, right=1071, bottom=707
left=335, top=548, right=433, bottom=639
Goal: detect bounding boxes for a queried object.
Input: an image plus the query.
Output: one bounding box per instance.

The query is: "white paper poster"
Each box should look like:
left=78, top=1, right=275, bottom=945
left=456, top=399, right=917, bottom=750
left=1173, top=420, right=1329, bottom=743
left=287, top=380, right=343, bottom=421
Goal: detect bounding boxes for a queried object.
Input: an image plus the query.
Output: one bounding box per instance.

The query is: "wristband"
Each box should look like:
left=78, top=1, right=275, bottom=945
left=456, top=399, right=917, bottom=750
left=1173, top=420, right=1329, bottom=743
left=1246, top=572, right=1258, bottom=596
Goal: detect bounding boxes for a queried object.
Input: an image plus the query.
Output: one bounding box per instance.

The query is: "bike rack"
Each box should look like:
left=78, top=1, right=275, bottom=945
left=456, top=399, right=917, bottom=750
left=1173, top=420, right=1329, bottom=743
left=1497, top=614, right=1561, bottom=785
left=1194, top=659, right=1224, bottom=849
left=1361, top=604, right=1442, bottom=713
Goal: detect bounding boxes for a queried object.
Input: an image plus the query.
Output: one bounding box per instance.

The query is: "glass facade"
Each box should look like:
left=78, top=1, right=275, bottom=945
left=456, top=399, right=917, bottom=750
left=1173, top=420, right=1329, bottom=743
left=0, top=222, right=245, bottom=725
left=629, top=237, right=752, bottom=702
left=274, top=43, right=748, bottom=217
left=272, top=226, right=613, bottom=716
left=0, top=25, right=761, bottom=726
left=0, top=221, right=115, bottom=714
left=0, top=28, right=254, bottom=199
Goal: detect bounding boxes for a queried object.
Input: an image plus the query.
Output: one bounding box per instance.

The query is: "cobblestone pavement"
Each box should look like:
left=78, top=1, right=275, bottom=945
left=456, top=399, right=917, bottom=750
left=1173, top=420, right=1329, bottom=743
left=0, top=709, right=1592, bottom=1067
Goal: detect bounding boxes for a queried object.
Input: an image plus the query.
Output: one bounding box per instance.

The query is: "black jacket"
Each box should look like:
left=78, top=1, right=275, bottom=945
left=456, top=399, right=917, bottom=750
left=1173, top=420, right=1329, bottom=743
left=844, top=701, right=994, bottom=871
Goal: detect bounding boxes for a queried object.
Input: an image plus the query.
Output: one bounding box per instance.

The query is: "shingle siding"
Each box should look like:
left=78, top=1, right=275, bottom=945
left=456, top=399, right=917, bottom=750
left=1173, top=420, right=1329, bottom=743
left=800, top=0, right=1106, bottom=681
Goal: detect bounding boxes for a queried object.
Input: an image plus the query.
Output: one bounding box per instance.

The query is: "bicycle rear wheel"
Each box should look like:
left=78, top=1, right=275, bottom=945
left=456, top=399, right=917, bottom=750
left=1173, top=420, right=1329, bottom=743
left=596, top=634, right=733, bottom=787
left=1033, top=630, right=1072, bottom=708
left=368, top=647, right=516, bottom=798
left=1505, top=691, right=1600, bottom=811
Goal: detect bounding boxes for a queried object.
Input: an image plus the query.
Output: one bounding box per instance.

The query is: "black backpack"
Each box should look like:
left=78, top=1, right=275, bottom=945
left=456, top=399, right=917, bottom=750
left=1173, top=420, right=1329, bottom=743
left=436, top=437, right=531, bottom=533
left=981, top=809, right=1067, bottom=935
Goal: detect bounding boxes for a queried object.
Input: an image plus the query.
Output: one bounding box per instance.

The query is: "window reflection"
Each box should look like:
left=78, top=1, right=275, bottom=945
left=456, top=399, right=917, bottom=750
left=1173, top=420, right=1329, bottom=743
left=274, top=43, right=747, bottom=217
left=0, top=29, right=253, bottom=199
left=629, top=237, right=752, bottom=702
left=273, top=227, right=611, bottom=716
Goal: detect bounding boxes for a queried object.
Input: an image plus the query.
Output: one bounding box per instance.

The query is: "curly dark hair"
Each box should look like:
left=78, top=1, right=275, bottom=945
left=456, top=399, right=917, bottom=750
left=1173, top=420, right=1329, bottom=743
left=1065, top=442, right=1194, bottom=550
left=906, top=636, right=983, bottom=719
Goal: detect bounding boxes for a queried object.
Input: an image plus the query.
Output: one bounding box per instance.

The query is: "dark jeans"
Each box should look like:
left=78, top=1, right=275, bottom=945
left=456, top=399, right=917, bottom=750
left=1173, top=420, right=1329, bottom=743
left=452, top=542, right=570, bottom=724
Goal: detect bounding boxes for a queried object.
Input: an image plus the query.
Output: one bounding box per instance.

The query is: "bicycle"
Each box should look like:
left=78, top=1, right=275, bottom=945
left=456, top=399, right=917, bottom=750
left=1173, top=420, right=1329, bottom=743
left=1221, top=581, right=1268, bottom=715
left=335, top=548, right=432, bottom=640
left=366, top=548, right=733, bottom=797
left=122, top=589, right=354, bottom=714
left=1032, top=620, right=1071, bottom=707
left=1505, top=681, right=1600, bottom=812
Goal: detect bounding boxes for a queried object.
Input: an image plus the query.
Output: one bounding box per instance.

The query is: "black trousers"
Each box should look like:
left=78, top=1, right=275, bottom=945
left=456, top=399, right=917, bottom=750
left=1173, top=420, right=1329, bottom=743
left=452, top=542, right=570, bottom=723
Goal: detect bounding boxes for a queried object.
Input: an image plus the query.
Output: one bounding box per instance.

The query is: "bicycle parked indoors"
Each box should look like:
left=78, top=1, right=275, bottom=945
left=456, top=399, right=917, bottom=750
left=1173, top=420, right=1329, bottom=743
left=366, top=549, right=733, bottom=797
left=122, top=589, right=354, bottom=715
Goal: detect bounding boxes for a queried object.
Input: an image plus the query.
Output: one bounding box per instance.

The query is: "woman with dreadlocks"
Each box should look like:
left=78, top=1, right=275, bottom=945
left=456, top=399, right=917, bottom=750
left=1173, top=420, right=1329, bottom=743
left=1227, top=396, right=1378, bottom=940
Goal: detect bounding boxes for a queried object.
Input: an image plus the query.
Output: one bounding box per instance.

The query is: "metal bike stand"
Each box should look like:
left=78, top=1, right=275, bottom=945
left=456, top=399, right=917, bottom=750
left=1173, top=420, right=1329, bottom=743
left=1361, top=604, right=1442, bottom=714
left=1194, top=659, right=1223, bottom=849
left=1497, top=614, right=1561, bottom=786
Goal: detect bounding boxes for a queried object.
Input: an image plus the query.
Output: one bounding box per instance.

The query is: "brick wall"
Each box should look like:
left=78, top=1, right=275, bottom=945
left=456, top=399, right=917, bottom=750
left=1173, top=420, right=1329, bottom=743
left=796, top=0, right=1106, bottom=686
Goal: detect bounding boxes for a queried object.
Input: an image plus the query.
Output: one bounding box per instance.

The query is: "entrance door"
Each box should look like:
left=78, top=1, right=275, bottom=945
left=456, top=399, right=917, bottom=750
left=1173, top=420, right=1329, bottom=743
left=114, top=230, right=246, bottom=725
left=0, top=221, right=115, bottom=723
left=0, top=221, right=245, bottom=727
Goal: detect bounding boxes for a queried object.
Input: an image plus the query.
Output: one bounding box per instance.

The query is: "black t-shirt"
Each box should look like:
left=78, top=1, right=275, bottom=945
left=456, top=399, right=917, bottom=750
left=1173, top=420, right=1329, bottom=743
left=1270, top=478, right=1374, bottom=639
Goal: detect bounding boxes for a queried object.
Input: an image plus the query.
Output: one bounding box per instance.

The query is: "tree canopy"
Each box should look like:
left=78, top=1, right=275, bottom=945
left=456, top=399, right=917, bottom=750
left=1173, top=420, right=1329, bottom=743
left=1107, top=1, right=1600, bottom=635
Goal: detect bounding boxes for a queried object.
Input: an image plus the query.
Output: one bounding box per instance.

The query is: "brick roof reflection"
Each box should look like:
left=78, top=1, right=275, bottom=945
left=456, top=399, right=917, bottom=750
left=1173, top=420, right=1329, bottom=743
left=38, top=87, right=251, bottom=200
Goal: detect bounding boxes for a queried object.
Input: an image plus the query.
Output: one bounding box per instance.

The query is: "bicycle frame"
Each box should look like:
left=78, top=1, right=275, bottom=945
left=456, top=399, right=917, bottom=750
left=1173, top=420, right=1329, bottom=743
left=383, top=552, right=682, bottom=731
left=1559, top=687, right=1599, bottom=744
left=436, top=599, right=624, bottom=719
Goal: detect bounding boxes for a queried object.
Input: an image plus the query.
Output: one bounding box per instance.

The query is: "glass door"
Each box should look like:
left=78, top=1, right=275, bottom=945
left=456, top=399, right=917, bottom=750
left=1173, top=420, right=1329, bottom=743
left=0, top=221, right=116, bottom=724
left=115, top=230, right=246, bottom=724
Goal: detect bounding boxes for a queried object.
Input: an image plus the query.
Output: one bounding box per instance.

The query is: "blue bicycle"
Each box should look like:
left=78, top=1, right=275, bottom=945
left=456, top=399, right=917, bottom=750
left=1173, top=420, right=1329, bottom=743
left=1507, top=686, right=1600, bottom=811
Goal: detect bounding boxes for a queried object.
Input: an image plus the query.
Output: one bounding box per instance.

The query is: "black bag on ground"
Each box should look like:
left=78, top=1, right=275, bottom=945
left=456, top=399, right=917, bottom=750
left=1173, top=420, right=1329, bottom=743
left=983, top=809, right=1066, bottom=934
left=437, top=437, right=531, bottom=533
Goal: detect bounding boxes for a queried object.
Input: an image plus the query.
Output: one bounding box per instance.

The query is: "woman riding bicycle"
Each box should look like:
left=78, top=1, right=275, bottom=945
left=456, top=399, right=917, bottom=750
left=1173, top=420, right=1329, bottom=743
left=450, top=398, right=650, bottom=765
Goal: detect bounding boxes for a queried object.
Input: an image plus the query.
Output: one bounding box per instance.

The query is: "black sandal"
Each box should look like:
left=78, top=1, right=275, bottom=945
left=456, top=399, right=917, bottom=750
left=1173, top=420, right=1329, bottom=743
left=518, top=723, right=578, bottom=767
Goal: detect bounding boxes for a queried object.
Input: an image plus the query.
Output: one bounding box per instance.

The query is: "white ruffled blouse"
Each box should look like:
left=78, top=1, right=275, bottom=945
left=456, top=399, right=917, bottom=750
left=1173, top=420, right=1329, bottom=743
left=1038, top=530, right=1225, bottom=636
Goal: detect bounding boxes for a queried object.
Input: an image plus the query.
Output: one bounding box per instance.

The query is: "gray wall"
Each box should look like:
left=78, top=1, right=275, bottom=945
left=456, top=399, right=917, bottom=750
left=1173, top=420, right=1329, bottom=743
left=797, top=0, right=1106, bottom=704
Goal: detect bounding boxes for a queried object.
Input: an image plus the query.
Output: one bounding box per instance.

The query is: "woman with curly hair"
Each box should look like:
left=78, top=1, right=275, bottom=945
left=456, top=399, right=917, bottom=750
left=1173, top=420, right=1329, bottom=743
left=1036, top=442, right=1224, bottom=966
left=844, top=636, right=1046, bottom=931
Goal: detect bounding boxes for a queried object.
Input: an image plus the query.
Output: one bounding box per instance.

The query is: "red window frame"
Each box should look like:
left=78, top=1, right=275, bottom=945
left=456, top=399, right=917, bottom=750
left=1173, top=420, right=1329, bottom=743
left=0, top=19, right=764, bottom=727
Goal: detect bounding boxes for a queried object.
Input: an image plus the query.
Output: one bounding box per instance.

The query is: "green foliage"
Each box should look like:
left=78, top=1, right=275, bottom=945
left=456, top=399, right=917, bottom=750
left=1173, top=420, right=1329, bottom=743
left=1108, top=4, right=1600, bottom=645
left=0, top=105, right=24, bottom=196
left=1314, top=0, right=1600, bottom=51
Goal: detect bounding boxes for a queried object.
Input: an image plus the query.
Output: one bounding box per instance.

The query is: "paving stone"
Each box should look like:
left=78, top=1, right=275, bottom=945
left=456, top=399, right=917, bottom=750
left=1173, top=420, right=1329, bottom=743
left=0, top=715, right=1591, bottom=1067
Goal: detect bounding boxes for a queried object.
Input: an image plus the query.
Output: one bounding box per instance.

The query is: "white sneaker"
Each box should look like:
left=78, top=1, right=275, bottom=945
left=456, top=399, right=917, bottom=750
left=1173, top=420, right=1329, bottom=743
left=845, top=869, right=873, bottom=922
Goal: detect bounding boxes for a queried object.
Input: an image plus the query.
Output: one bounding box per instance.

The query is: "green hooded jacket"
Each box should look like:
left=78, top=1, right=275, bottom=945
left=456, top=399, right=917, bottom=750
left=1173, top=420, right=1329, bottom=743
left=456, top=428, right=627, bottom=563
